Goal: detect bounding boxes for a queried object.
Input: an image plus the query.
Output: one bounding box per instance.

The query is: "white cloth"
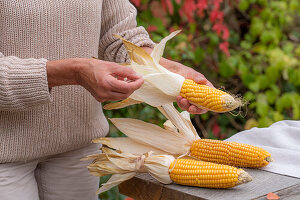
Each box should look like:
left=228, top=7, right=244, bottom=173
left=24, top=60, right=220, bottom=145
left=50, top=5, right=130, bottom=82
left=226, top=120, right=300, bottom=178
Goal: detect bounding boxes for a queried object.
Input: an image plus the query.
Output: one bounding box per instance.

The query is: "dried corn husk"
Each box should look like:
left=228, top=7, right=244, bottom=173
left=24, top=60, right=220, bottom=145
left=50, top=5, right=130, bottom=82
left=103, top=30, right=185, bottom=110
left=95, top=104, right=198, bottom=156
left=84, top=147, right=174, bottom=194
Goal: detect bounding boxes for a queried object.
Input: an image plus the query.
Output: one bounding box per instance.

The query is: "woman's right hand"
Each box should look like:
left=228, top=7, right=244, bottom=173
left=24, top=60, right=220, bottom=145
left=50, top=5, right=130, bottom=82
left=46, top=58, right=144, bottom=102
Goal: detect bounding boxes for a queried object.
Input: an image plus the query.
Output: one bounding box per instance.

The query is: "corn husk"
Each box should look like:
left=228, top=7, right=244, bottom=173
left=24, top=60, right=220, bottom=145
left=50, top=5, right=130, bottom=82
left=93, top=137, right=168, bottom=155
left=99, top=104, right=199, bottom=156
left=85, top=147, right=175, bottom=194
left=104, top=31, right=185, bottom=110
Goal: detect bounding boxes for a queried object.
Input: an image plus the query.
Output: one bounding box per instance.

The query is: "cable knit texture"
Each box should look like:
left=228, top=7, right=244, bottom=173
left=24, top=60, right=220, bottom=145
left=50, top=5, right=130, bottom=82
left=0, top=0, right=155, bottom=163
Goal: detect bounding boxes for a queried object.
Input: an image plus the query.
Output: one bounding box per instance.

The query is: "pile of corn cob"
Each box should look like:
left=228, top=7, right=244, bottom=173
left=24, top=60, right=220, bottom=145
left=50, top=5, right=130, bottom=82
left=85, top=31, right=272, bottom=194
left=88, top=104, right=272, bottom=193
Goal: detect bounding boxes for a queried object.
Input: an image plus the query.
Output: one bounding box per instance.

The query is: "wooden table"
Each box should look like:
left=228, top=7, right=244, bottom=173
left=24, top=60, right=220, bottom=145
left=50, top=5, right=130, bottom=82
left=119, top=169, right=300, bottom=200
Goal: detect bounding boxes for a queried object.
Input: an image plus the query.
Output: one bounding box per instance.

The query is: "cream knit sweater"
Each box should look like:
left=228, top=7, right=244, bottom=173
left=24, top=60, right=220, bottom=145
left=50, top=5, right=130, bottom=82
left=0, top=0, right=155, bottom=163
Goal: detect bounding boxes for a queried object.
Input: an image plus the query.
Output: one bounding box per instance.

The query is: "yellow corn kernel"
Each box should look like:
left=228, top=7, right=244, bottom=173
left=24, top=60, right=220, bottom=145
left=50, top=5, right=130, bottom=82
left=180, top=79, right=242, bottom=112
left=190, top=139, right=272, bottom=168
left=169, top=159, right=252, bottom=188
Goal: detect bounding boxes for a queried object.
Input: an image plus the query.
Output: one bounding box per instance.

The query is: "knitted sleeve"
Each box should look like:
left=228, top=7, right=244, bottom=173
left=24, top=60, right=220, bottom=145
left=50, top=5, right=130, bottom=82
left=98, top=0, right=155, bottom=63
left=0, top=52, right=51, bottom=111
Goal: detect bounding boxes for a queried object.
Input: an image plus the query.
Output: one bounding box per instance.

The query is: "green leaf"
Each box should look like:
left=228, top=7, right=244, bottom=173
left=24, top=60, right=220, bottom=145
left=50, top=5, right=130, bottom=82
left=275, top=93, right=294, bottom=111
left=194, top=47, right=205, bottom=64
left=241, top=73, right=256, bottom=87
left=293, top=102, right=300, bottom=119
left=251, top=44, right=266, bottom=54
left=260, top=30, right=277, bottom=44
left=239, top=0, right=250, bottom=11
left=288, top=67, right=300, bottom=86
left=256, top=94, right=269, bottom=117
left=283, top=42, right=294, bottom=54
left=257, top=75, right=270, bottom=90
left=290, top=0, right=300, bottom=11
left=200, top=113, right=209, bottom=120
left=250, top=17, right=264, bottom=37
left=272, top=111, right=284, bottom=122
left=208, top=33, right=219, bottom=45
left=219, top=60, right=235, bottom=78
left=258, top=116, right=273, bottom=128
left=266, top=66, right=280, bottom=84
left=244, top=91, right=255, bottom=101
left=266, top=90, right=277, bottom=104
left=240, top=41, right=252, bottom=50
left=248, top=80, right=260, bottom=92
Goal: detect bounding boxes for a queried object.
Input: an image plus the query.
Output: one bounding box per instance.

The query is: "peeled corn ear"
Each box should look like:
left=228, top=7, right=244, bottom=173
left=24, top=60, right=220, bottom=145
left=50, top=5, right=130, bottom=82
left=169, top=159, right=252, bottom=188
left=180, top=79, right=242, bottom=112
left=104, top=31, right=242, bottom=113
left=190, top=139, right=272, bottom=168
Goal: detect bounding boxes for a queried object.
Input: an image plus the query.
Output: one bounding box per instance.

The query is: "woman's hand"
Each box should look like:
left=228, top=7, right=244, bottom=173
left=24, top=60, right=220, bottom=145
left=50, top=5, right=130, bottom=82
left=142, top=46, right=214, bottom=114
left=46, top=58, right=143, bottom=102
left=160, top=58, right=215, bottom=114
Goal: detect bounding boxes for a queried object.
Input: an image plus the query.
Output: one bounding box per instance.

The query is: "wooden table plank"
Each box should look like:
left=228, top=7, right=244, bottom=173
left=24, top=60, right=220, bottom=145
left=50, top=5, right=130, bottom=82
left=254, top=184, right=300, bottom=200
left=119, top=169, right=300, bottom=200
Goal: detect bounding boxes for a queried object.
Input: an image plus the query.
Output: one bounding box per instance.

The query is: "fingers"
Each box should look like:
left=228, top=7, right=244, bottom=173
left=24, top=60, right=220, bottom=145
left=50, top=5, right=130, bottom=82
left=110, top=64, right=141, bottom=81
left=176, top=96, right=208, bottom=114
left=105, top=75, right=144, bottom=94
left=205, top=80, right=215, bottom=88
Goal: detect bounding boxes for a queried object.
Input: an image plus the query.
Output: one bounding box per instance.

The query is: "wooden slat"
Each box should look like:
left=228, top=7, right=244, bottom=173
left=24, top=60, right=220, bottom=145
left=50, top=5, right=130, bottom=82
left=119, top=169, right=300, bottom=200
left=254, top=183, right=300, bottom=200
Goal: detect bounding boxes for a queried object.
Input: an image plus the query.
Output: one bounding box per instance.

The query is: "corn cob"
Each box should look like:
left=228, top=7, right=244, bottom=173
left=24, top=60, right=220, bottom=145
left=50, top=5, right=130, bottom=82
left=84, top=148, right=252, bottom=193
left=180, top=79, right=242, bottom=112
left=190, top=139, right=272, bottom=168
left=169, top=159, right=252, bottom=188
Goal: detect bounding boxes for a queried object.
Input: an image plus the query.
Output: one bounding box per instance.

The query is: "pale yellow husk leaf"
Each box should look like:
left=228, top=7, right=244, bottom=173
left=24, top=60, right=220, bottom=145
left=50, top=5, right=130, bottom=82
left=105, top=31, right=185, bottom=109
left=104, top=104, right=199, bottom=156
left=87, top=148, right=174, bottom=194
left=93, top=137, right=168, bottom=155
left=109, top=118, right=191, bottom=155
left=103, top=98, right=142, bottom=110
left=158, top=104, right=199, bottom=140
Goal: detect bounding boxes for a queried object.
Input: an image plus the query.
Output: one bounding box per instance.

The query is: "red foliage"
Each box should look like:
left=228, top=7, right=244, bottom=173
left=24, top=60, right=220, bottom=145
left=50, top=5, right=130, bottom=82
left=180, top=0, right=197, bottom=22
left=196, top=0, right=208, bottom=17
left=131, top=0, right=141, bottom=7
left=213, top=0, right=223, bottom=9
left=210, top=9, right=224, bottom=23
left=162, top=0, right=174, bottom=15
left=125, top=198, right=134, bottom=200
left=219, top=41, right=230, bottom=57
left=212, top=123, right=221, bottom=137
left=147, top=25, right=158, bottom=32
left=130, top=0, right=231, bottom=56
left=222, top=26, right=229, bottom=40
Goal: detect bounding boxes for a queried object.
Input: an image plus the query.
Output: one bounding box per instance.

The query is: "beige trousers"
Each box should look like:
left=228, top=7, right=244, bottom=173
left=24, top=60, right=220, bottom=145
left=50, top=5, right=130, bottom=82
left=0, top=144, right=100, bottom=200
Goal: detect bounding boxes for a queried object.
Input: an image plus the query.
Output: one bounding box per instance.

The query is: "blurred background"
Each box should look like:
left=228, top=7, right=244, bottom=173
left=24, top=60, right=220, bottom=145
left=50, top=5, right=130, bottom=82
left=100, top=0, right=300, bottom=199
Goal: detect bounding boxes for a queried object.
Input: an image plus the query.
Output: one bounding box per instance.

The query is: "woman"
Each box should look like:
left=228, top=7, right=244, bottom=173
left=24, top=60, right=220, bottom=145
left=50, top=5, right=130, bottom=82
left=0, top=0, right=213, bottom=199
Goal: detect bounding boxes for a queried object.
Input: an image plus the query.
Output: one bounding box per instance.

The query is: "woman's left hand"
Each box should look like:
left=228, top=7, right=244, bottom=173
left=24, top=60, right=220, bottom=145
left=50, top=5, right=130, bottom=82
left=142, top=47, right=215, bottom=114
left=160, top=58, right=215, bottom=114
